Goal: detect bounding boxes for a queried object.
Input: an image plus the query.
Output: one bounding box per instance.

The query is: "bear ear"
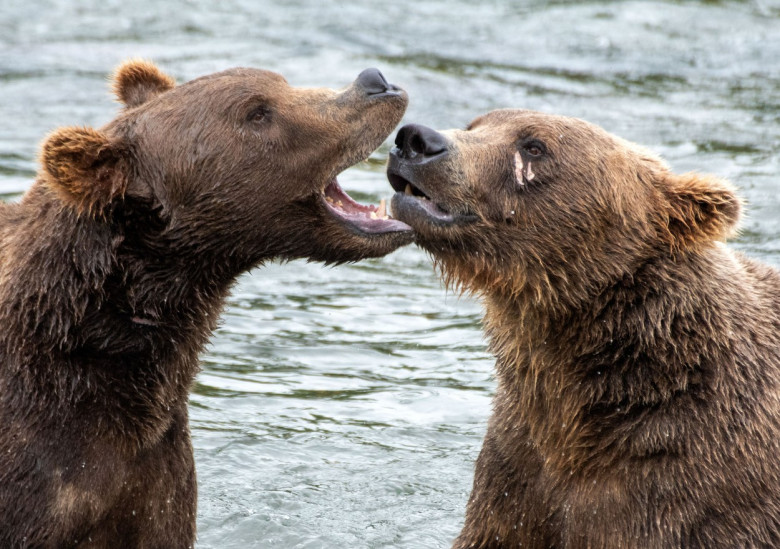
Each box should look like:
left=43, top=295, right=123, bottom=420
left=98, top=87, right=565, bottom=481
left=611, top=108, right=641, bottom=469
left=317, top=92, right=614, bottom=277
left=111, top=59, right=175, bottom=108
left=40, top=126, right=128, bottom=215
left=658, top=171, right=741, bottom=249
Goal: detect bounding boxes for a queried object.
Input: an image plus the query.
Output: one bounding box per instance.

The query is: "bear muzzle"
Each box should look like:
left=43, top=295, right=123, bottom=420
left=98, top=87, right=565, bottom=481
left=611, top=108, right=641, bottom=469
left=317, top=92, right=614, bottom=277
left=354, top=68, right=403, bottom=98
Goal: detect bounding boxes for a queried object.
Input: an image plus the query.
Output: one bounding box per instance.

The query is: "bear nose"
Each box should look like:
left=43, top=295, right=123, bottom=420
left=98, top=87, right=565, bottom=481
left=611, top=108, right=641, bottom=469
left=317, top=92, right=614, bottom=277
left=394, top=123, right=449, bottom=160
left=355, top=68, right=399, bottom=96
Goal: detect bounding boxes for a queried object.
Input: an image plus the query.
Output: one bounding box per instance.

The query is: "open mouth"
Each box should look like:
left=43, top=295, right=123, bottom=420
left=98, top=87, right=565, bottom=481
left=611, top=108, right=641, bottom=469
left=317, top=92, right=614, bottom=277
left=387, top=172, right=458, bottom=225
left=322, top=178, right=412, bottom=234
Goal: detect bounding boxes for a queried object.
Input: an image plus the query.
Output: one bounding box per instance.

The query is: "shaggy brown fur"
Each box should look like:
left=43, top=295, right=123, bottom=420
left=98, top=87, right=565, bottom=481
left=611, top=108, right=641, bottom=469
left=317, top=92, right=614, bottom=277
left=0, top=60, right=410, bottom=548
left=388, top=110, right=780, bottom=548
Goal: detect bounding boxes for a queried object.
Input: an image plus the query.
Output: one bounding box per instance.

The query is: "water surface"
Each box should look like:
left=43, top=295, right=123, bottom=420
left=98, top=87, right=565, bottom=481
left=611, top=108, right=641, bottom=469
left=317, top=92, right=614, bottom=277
left=0, top=1, right=778, bottom=547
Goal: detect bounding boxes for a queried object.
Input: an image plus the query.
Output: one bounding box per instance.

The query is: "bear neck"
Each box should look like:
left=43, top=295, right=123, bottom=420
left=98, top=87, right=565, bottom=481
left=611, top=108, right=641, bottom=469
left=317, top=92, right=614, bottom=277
left=0, top=184, right=240, bottom=440
left=481, top=243, right=761, bottom=476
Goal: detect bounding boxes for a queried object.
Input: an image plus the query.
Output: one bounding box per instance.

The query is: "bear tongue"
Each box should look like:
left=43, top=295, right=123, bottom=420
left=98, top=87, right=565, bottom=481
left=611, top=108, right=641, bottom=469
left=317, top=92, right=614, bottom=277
left=323, top=179, right=410, bottom=233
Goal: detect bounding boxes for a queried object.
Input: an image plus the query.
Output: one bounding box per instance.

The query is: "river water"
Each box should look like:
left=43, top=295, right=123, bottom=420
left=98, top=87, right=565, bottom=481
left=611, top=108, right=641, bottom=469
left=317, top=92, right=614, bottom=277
left=0, top=1, right=778, bottom=547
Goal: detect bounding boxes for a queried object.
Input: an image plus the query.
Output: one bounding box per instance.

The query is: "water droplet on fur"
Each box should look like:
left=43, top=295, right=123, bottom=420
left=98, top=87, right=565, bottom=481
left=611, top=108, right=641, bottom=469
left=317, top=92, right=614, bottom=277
left=504, top=492, right=508, bottom=497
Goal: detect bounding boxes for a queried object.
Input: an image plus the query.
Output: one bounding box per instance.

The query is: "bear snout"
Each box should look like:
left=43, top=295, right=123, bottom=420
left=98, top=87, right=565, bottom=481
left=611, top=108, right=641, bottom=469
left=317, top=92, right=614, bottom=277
left=354, top=68, right=401, bottom=97
left=393, top=123, right=450, bottom=162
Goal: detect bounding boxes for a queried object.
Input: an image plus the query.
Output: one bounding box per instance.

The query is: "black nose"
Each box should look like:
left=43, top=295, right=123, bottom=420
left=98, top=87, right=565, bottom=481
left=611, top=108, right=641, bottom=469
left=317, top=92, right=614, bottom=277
left=394, top=123, right=449, bottom=159
left=355, top=68, right=399, bottom=95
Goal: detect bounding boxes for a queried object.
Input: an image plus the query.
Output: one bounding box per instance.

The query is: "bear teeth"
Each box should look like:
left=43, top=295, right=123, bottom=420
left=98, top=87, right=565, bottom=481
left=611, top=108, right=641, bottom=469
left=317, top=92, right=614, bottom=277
left=327, top=193, right=389, bottom=220
left=403, top=182, right=429, bottom=201
left=370, top=199, right=389, bottom=220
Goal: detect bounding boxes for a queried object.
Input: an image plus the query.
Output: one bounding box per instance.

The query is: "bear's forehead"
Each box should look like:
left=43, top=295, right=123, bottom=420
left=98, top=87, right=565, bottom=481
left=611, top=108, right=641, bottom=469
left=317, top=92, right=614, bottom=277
left=470, top=109, right=589, bottom=133
left=180, top=67, right=289, bottom=93
left=126, top=67, right=295, bottom=119
left=464, top=109, right=617, bottom=149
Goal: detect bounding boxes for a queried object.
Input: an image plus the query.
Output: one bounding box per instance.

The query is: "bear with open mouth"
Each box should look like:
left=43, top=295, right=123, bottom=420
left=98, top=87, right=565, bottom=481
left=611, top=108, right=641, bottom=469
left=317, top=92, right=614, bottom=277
left=388, top=110, right=780, bottom=548
left=0, top=60, right=410, bottom=548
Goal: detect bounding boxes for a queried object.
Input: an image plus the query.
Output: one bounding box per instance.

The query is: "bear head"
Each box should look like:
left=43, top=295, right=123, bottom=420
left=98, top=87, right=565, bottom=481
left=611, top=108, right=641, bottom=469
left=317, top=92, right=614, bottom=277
left=388, top=109, right=740, bottom=308
left=38, top=59, right=412, bottom=271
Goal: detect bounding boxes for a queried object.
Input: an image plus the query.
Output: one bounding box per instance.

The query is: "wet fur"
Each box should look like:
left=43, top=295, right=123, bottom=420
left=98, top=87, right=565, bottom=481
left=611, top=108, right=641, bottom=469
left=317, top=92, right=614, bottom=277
left=0, top=61, right=408, bottom=548
left=391, top=110, right=780, bottom=548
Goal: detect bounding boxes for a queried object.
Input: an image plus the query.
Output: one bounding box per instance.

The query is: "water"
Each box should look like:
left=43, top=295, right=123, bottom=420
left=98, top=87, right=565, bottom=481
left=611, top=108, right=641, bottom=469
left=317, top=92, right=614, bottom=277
left=0, top=1, right=778, bottom=547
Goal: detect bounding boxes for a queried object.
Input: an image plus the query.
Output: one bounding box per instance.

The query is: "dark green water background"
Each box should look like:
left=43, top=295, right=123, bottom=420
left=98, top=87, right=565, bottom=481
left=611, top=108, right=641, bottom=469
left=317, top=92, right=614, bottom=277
left=1, top=1, right=778, bottom=547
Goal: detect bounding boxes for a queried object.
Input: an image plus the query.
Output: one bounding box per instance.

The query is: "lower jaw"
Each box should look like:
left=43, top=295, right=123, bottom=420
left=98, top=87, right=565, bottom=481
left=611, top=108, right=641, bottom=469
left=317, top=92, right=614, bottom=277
left=322, top=180, right=412, bottom=235
left=390, top=192, right=460, bottom=227
left=330, top=209, right=413, bottom=235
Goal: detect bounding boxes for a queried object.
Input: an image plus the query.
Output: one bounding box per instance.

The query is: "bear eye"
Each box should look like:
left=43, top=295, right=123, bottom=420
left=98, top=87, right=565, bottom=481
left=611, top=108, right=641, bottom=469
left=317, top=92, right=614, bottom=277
left=247, top=105, right=271, bottom=124
left=521, top=139, right=546, bottom=158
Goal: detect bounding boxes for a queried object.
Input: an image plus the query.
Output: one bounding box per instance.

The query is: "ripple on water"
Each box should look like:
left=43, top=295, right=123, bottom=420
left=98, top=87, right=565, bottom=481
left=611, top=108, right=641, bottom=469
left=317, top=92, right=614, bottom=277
left=0, top=0, right=778, bottom=547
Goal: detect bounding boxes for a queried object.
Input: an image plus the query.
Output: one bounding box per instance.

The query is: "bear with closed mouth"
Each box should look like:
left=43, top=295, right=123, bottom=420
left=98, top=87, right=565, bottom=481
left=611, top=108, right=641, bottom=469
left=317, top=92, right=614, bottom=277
left=0, top=60, right=410, bottom=548
left=388, top=110, right=780, bottom=548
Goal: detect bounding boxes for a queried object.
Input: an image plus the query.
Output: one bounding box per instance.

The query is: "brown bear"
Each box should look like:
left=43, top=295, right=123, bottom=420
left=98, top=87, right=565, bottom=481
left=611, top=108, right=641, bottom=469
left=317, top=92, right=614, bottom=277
left=387, top=110, right=780, bottom=548
left=0, top=60, right=411, bottom=548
